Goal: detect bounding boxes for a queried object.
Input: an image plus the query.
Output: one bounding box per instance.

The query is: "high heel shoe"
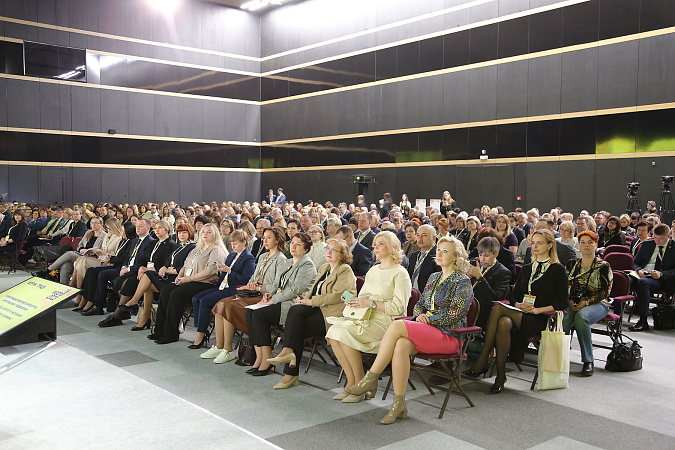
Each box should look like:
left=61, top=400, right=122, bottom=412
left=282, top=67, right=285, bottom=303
left=341, top=389, right=377, bottom=403
left=251, top=366, right=273, bottom=377
left=273, top=376, right=299, bottom=389
left=462, top=367, right=488, bottom=379
left=345, top=370, right=379, bottom=396
left=333, top=392, right=349, bottom=400
left=131, top=320, right=151, bottom=331
left=267, top=353, right=296, bottom=368
left=380, top=395, right=408, bottom=425
left=188, top=338, right=207, bottom=349
left=245, top=367, right=260, bottom=374
left=489, top=376, right=506, bottom=394
left=72, top=307, right=83, bottom=312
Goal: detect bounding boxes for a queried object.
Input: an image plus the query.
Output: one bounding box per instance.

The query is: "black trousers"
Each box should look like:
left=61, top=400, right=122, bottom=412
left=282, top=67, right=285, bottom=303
left=81, top=265, right=112, bottom=302
left=280, top=305, right=327, bottom=376
left=246, top=303, right=282, bottom=348
left=154, top=282, right=213, bottom=341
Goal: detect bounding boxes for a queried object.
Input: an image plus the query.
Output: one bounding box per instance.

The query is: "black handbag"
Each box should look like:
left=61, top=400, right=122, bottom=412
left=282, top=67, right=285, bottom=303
left=35, top=244, right=70, bottom=263
left=237, top=289, right=263, bottom=298
left=605, top=334, right=642, bottom=372
left=651, top=305, right=675, bottom=330
left=235, top=335, right=256, bottom=366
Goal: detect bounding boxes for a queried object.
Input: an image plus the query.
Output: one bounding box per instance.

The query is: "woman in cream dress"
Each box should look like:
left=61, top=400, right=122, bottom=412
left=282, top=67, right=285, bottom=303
left=327, top=231, right=412, bottom=402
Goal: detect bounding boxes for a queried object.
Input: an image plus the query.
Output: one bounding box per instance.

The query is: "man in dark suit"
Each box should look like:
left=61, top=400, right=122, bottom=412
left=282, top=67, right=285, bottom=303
left=265, top=189, right=276, bottom=205
left=339, top=202, right=351, bottom=222
left=336, top=226, right=372, bottom=277
left=0, top=203, right=12, bottom=238
left=631, top=221, right=652, bottom=256
left=251, top=218, right=269, bottom=262
left=628, top=224, right=675, bottom=331
left=524, top=219, right=577, bottom=267
left=85, top=218, right=155, bottom=318
left=469, top=237, right=512, bottom=328
left=408, top=225, right=439, bottom=293
left=355, top=212, right=376, bottom=250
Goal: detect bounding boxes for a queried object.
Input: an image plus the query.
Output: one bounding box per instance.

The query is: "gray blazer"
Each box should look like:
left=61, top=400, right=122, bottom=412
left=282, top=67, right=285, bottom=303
left=77, top=230, right=108, bottom=251
left=271, top=253, right=317, bottom=324
left=249, top=251, right=287, bottom=294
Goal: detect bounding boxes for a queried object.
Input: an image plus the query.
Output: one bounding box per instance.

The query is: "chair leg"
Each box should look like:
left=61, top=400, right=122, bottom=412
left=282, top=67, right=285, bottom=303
left=320, top=341, right=339, bottom=367
left=305, top=340, right=318, bottom=374
left=530, top=368, right=538, bottom=390
left=382, top=376, right=393, bottom=400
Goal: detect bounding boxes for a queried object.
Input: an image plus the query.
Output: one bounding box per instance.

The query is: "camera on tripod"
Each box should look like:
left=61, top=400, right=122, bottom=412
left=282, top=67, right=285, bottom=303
left=662, top=176, right=674, bottom=189
left=627, top=182, right=640, bottom=196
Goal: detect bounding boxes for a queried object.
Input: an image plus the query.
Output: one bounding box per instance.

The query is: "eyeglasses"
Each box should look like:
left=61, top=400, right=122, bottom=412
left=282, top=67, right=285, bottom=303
left=308, top=230, right=321, bottom=234
left=325, top=247, right=339, bottom=253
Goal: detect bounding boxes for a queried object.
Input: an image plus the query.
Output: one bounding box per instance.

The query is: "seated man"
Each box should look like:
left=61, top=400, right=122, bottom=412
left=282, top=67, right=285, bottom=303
left=354, top=211, right=376, bottom=249
left=335, top=225, right=372, bottom=277
left=631, top=221, right=653, bottom=256
left=251, top=218, right=270, bottom=262
left=407, top=224, right=439, bottom=293
left=468, top=237, right=511, bottom=329
left=629, top=224, right=675, bottom=332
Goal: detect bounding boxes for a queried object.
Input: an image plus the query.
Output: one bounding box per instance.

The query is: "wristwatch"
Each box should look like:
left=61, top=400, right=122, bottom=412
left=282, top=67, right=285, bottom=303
left=371, top=300, right=377, bottom=310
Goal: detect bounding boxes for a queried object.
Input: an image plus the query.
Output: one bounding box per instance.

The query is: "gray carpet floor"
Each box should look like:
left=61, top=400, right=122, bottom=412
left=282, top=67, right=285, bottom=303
left=2, top=272, right=675, bottom=449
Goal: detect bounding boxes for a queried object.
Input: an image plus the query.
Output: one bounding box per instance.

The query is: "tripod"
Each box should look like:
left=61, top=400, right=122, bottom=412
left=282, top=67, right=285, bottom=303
left=658, top=185, right=675, bottom=225
left=626, top=193, right=641, bottom=215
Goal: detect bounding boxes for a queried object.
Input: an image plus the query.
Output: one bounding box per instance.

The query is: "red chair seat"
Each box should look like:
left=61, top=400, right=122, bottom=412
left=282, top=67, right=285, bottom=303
left=601, top=313, right=621, bottom=322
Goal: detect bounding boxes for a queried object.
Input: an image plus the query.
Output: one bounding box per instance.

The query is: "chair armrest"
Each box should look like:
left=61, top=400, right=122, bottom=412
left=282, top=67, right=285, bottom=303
left=611, top=295, right=634, bottom=303
left=450, top=326, right=481, bottom=335
left=395, top=316, right=413, bottom=321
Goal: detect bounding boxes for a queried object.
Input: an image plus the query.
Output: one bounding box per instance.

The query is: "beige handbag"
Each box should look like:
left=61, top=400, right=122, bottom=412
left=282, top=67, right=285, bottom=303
left=342, top=304, right=372, bottom=321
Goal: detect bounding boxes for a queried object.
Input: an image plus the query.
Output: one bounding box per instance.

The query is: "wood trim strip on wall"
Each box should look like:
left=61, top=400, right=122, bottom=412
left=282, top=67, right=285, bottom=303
left=261, top=26, right=675, bottom=104
left=261, top=102, right=675, bottom=146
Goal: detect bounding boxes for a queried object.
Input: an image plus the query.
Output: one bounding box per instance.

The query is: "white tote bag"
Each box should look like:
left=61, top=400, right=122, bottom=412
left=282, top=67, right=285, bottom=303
left=537, top=311, right=570, bottom=391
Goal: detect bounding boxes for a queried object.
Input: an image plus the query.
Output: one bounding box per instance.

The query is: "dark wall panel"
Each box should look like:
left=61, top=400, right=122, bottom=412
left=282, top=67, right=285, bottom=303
left=179, top=170, right=203, bottom=206
left=6, top=79, right=40, bottom=129
left=597, top=41, right=638, bottom=110
left=128, top=169, right=155, bottom=206
left=39, top=167, right=68, bottom=204
left=558, top=160, right=596, bottom=213
left=525, top=161, right=560, bottom=211
left=154, top=169, right=181, bottom=205
left=8, top=165, right=39, bottom=204
left=72, top=166, right=102, bottom=204
left=101, top=168, right=129, bottom=204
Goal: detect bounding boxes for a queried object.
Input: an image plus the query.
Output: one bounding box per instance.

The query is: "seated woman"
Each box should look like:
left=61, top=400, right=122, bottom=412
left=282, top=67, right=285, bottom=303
left=149, top=223, right=227, bottom=344
left=220, top=218, right=235, bottom=253
left=563, top=231, right=613, bottom=377
left=403, top=221, right=420, bottom=260
left=483, top=215, right=496, bottom=230
left=189, top=230, right=255, bottom=350
left=345, top=236, right=473, bottom=423
left=0, top=208, right=30, bottom=256
left=619, top=214, right=636, bottom=237
left=122, top=222, right=196, bottom=330
left=98, top=220, right=177, bottom=327
left=306, top=225, right=328, bottom=269
left=464, top=229, right=568, bottom=393
left=201, top=227, right=287, bottom=363
left=462, top=216, right=480, bottom=252
left=37, top=216, right=106, bottom=285
left=598, top=215, right=626, bottom=252
left=327, top=231, right=411, bottom=403
left=557, top=220, right=581, bottom=258
left=265, top=238, right=357, bottom=389
left=244, top=233, right=317, bottom=376
left=435, top=218, right=450, bottom=239
left=72, top=218, right=124, bottom=292
left=28, top=208, right=49, bottom=236
left=495, top=214, right=519, bottom=254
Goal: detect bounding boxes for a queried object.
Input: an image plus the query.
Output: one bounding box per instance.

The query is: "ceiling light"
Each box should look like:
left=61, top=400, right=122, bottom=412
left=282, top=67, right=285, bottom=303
left=148, top=0, right=180, bottom=13
left=241, top=0, right=292, bottom=12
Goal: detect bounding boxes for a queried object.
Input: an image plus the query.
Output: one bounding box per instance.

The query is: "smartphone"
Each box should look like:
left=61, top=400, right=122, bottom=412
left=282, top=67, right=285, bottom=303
left=214, top=261, right=222, bottom=266
left=341, top=291, right=355, bottom=303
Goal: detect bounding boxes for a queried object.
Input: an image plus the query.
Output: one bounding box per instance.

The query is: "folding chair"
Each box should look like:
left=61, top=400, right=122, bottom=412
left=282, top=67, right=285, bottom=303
left=603, top=253, right=633, bottom=272
left=408, top=298, right=482, bottom=418
left=603, top=244, right=631, bottom=257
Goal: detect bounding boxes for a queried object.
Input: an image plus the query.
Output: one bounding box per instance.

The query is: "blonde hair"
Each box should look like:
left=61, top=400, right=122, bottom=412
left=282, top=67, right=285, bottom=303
left=308, top=225, right=325, bottom=242
left=156, top=219, right=172, bottom=235
left=558, top=221, right=575, bottom=234
left=373, top=232, right=403, bottom=265
left=196, top=223, right=226, bottom=252
left=532, top=229, right=558, bottom=264
left=437, top=236, right=470, bottom=272
left=239, top=220, right=256, bottom=241
left=104, top=217, right=124, bottom=237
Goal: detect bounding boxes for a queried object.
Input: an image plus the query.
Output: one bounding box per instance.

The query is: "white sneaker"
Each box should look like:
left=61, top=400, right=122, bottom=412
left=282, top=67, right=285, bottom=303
left=201, top=345, right=222, bottom=359
left=214, top=349, right=236, bottom=364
